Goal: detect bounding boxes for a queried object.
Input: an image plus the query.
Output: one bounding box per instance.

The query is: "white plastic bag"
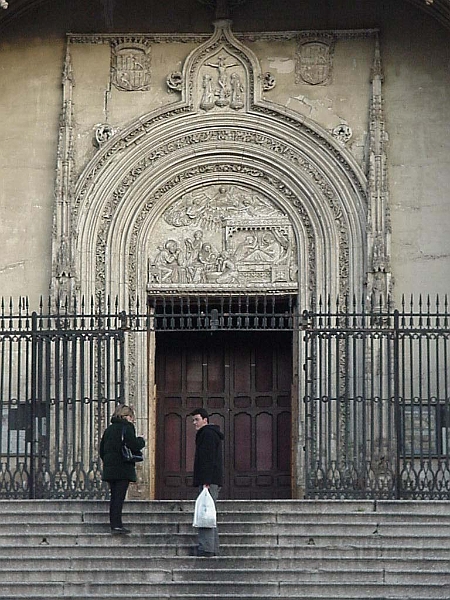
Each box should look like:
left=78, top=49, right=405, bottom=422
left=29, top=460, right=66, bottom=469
left=193, top=487, right=217, bottom=528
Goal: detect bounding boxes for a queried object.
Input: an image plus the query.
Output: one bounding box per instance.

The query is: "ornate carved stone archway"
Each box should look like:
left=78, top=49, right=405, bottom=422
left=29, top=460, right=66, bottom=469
left=68, top=20, right=368, bottom=306
left=52, top=18, right=377, bottom=497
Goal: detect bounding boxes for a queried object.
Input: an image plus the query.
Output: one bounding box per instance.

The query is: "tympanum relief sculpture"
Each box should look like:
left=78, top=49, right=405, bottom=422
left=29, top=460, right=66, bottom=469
left=148, top=185, right=297, bottom=291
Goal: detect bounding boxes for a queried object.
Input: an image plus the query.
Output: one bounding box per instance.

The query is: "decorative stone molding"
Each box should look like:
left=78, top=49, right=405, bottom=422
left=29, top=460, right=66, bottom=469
left=66, top=29, right=379, bottom=47
left=366, top=35, right=392, bottom=299
left=51, top=44, right=76, bottom=301
left=79, top=112, right=361, bottom=302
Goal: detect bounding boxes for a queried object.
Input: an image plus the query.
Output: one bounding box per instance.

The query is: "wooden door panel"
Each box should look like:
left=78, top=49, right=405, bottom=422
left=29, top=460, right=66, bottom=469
left=234, top=344, right=252, bottom=392
left=156, top=331, right=292, bottom=499
left=256, top=412, right=273, bottom=471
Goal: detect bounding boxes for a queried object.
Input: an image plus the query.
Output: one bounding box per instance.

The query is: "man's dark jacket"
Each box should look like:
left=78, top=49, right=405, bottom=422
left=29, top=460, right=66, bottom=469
left=193, top=424, right=224, bottom=487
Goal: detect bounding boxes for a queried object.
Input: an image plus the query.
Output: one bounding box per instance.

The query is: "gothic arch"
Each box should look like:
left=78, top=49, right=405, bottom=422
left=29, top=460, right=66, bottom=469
left=73, top=109, right=367, bottom=305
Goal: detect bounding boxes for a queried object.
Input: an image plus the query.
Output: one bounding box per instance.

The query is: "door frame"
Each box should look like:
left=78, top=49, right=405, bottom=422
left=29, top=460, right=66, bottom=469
left=148, top=321, right=299, bottom=500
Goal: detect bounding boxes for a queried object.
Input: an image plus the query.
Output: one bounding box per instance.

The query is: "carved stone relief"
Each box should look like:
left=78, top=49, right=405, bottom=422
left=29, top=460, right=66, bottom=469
left=111, top=41, right=151, bottom=91
left=199, top=53, right=246, bottom=111
left=167, top=71, right=183, bottom=93
left=332, top=124, right=352, bottom=144
left=262, top=72, right=276, bottom=92
left=296, top=36, right=335, bottom=85
left=94, top=123, right=116, bottom=146
left=148, top=185, right=297, bottom=290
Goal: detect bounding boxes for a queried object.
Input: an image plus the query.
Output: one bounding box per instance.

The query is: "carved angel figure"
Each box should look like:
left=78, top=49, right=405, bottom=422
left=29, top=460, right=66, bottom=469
left=151, top=240, right=182, bottom=283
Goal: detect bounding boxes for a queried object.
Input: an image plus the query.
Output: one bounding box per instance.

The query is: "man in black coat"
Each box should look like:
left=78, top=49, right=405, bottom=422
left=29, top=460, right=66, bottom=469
left=191, top=408, right=224, bottom=557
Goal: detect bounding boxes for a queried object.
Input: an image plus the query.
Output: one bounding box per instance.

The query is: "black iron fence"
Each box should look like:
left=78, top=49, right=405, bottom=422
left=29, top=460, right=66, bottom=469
left=0, top=298, right=126, bottom=499
left=0, top=294, right=449, bottom=499
left=303, top=296, right=450, bottom=499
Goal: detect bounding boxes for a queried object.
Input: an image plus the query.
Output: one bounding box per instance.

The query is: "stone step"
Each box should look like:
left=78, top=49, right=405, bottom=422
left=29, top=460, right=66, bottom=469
left=1, top=530, right=450, bottom=548
left=4, top=565, right=448, bottom=585
left=1, top=499, right=449, bottom=515
left=0, top=580, right=448, bottom=598
left=2, top=503, right=449, bottom=522
left=1, top=542, right=448, bottom=560
left=2, top=520, right=448, bottom=538
left=0, top=499, right=448, bottom=599
left=0, top=554, right=447, bottom=571
left=0, top=596, right=443, bottom=600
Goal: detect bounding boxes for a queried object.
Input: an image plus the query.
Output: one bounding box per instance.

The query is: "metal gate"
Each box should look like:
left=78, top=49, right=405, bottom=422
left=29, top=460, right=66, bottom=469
left=2, top=294, right=449, bottom=500
left=303, top=297, right=450, bottom=499
left=0, top=300, right=125, bottom=499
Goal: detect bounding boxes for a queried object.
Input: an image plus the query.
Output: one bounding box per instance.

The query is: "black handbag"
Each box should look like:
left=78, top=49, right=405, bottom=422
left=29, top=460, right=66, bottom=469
left=121, top=427, right=143, bottom=463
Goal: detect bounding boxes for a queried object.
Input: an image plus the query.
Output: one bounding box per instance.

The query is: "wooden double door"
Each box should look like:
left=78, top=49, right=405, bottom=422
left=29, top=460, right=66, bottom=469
left=155, top=331, right=292, bottom=499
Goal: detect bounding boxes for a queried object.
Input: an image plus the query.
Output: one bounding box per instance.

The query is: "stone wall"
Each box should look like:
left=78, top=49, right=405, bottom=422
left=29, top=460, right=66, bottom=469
left=0, top=0, right=449, bottom=304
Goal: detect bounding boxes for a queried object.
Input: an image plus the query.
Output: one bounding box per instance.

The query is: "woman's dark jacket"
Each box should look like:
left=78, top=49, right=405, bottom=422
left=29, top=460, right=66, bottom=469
left=193, top=424, right=224, bottom=487
left=99, top=417, right=145, bottom=482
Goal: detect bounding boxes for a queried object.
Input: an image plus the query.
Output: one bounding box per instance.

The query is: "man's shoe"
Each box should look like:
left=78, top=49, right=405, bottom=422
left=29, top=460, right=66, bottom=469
left=189, top=546, right=215, bottom=557
left=111, top=527, right=131, bottom=535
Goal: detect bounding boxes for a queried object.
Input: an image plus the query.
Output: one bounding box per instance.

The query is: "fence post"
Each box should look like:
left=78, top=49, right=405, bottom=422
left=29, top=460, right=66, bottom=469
left=29, top=311, right=38, bottom=499
left=393, top=308, right=401, bottom=499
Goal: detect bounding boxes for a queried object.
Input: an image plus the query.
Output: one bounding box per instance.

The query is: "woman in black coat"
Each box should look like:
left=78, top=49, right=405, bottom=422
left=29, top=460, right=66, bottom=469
left=100, top=404, right=145, bottom=534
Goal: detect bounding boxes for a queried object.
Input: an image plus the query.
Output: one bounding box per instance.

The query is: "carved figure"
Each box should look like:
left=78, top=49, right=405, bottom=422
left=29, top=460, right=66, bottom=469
left=152, top=239, right=182, bottom=283
left=198, top=243, right=219, bottom=272
left=215, top=252, right=239, bottom=284
left=185, top=230, right=205, bottom=282
left=205, top=55, right=238, bottom=107
left=234, top=234, right=258, bottom=261
left=229, top=73, right=244, bottom=110
left=200, top=74, right=215, bottom=110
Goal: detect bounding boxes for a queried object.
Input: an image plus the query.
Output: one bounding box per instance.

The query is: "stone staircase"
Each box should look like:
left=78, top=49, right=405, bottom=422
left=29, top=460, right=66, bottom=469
left=0, top=499, right=449, bottom=599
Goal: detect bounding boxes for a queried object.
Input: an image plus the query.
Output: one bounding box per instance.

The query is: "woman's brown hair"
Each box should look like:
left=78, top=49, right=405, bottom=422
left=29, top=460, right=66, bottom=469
left=112, top=404, right=135, bottom=420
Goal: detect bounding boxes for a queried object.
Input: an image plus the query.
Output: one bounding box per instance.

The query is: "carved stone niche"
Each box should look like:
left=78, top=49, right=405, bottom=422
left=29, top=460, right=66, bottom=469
left=147, top=184, right=298, bottom=293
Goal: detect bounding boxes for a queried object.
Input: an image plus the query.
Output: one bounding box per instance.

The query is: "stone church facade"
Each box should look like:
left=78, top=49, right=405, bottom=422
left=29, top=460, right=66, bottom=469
left=0, top=0, right=449, bottom=499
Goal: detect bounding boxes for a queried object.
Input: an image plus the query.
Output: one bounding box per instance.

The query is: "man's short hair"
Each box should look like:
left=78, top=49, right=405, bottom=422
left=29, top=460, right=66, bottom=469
left=190, top=408, right=209, bottom=420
